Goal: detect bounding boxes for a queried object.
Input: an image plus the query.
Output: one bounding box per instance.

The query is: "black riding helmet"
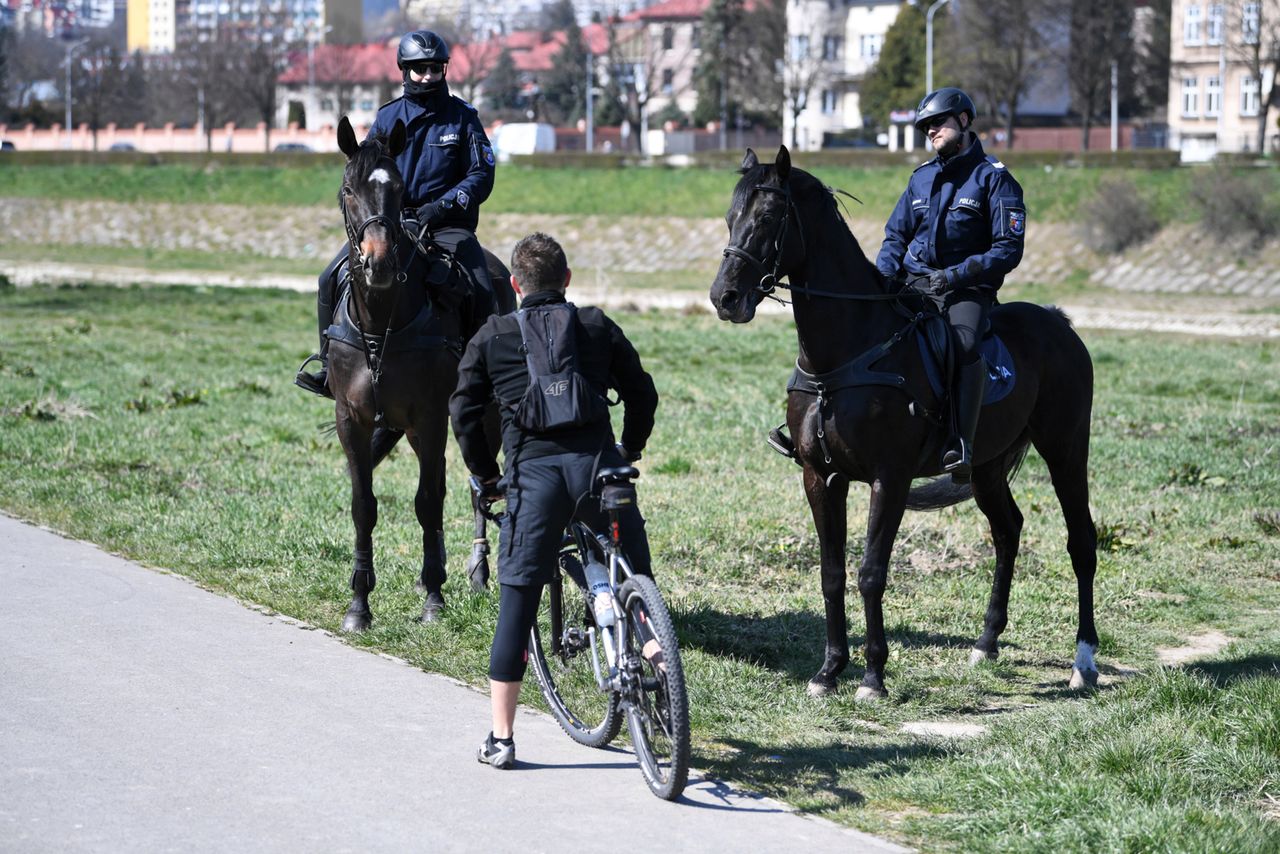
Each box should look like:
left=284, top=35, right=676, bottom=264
left=914, top=87, right=976, bottom=132
left=397, top=30, right=450, bottom=67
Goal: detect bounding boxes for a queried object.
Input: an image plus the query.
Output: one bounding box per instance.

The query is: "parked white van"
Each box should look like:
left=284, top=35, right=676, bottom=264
left=490, top=122, right=556, bottom=162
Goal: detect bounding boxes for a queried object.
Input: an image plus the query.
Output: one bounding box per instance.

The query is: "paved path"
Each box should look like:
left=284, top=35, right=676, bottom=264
left=0, top=514, right=907, bottom=853
left=2, top=260, right=1277, bottom=339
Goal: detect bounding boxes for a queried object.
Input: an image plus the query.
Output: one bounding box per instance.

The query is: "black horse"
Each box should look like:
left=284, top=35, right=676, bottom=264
left=328, top=116, right=513, bottom=632
left=710, top=147, right=1099, bottom=700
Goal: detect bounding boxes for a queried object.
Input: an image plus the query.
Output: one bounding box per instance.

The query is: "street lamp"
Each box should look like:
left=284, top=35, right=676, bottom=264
left=925, top=0, right=950, bottom=96
left=63, top=37, right=90, bottom=148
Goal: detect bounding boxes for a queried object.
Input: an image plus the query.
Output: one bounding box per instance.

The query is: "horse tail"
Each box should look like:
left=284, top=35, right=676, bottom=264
left=905, top=433, right=1032, bottom=511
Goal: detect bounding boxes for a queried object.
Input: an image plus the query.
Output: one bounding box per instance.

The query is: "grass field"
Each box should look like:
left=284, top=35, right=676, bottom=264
left=1, top=282, right=1276, bottom=850
left=0, top=160, right=1265, bottom=224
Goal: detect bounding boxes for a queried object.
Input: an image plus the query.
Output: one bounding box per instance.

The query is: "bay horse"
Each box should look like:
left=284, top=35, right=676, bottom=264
left=710, top=147, right=1099, bottom=700
left=328, top=115, right=513, bottom=632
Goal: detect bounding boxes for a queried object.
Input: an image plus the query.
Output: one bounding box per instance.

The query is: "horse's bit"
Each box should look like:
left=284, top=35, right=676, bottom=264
left=340, top=195, right=404, bottom=281
left=721, top=183, right=802, bottom=296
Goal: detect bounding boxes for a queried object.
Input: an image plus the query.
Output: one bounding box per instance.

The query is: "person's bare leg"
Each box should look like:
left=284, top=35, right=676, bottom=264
left=490, top=679, right=521, bottom=739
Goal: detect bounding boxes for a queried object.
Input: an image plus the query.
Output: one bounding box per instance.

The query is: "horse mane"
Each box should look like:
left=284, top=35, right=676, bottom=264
left=737, top=161, right=884, bottom=289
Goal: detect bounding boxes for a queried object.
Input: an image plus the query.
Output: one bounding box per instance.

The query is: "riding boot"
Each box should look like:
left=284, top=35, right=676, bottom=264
left=942, top=360, right=987, bottom=484
left=295, top=253, right=342, bottom=399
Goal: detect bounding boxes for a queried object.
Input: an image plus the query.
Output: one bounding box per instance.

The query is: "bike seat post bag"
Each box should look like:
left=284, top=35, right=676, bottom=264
left=511, top=303, right=609, bottom=432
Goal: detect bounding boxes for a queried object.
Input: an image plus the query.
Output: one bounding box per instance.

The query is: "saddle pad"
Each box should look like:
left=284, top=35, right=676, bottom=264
left=916, top=332, right=1016, bottom=406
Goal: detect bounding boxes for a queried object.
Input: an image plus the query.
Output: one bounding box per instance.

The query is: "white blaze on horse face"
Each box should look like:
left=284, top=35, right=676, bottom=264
left=369, top=168, right=392, bottom=185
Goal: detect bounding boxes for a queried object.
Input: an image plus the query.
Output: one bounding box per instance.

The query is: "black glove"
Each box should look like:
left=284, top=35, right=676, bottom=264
left=910, top=270, right=950, bottom=296
left=419, top=199, right=450, bottom=226
left=616, top=443, right=641, bottom=463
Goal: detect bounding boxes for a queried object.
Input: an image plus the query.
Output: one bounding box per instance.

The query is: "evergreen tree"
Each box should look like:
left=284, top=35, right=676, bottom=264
left=541, top=18, right=589, bottom=124
left=859, top=2, right=938, bottom=132
left=693, top=0, right=745, bottom=127
left=485, top=49, right=521, bottom=114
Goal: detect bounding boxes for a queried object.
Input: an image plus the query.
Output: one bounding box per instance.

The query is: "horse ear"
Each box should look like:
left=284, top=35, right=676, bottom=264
left=337, top=116, right=358, bottom=158
left=389, top=120, right=408, bottom=157
left=741, top=148, right=758, bottom=171
left=776, top=145, right=791, bottom=183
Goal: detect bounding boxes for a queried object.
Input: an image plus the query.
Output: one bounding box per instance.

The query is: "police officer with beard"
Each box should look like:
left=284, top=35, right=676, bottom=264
left=297, top=30, right=500, bottom=397
left=876, top=87, right=1027, bottom=482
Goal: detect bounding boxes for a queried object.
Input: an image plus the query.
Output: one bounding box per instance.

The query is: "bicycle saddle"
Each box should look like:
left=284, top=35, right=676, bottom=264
left=596, top=466, right=639, bottom=486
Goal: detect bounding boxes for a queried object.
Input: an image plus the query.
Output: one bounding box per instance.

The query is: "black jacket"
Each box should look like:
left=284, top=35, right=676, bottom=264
left=449, top=290, right=658, bottom=480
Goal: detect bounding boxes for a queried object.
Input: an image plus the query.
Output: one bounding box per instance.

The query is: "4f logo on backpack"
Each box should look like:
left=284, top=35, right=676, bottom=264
left=511, top=304, right=609, bottom=432
left=544, top=379, right=570, bottom=396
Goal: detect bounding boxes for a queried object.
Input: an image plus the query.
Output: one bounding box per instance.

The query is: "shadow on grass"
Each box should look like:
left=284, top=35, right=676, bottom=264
left=676, top=604, right=975, bottom=683
left=1188, top=654, right=1280, bottom=686
left=699, top=736, right=949, bottom=817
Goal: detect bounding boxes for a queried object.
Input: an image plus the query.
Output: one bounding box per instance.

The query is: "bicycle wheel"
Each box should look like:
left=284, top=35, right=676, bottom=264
left=528, top=548, right=623, bottom=748
left=617, top=574, right=690, bottom=800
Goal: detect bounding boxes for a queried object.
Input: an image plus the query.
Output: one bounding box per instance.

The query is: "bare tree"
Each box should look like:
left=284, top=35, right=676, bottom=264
left=604, top=16, right=698, bottom=151
left=1226, top=0, right=1280, bottom=153
left=780, top=22, right=826, bottom=149
left=947, top=0, right=1055, bottom=149
left=310, top=44, right=366, bottom=122
left=1062, top=0, right=1133, bottom=149
left=449, top=40, right=502, bottom=105
left=229, top=37, right=289, bottom=151
left=75, top=40, right=129, bottom=150
left=4, top=28, right=63, bottom=124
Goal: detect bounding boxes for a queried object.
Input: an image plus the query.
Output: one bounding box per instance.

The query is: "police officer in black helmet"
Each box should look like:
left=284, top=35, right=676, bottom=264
left=876, top=87, right=1027, bottom=482
left=297, top=30, right=503, bottom=398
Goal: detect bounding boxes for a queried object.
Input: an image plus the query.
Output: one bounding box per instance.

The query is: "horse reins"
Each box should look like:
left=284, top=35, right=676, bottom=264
left=722, top=181, right=900, bottom=304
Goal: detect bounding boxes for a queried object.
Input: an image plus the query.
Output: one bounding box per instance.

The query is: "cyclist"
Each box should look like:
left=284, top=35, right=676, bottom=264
left=296, top=29, right=498, bottom=398
left=450, top=232, right=659, bottom=770
left=875, top=87, right=1026, bottom=482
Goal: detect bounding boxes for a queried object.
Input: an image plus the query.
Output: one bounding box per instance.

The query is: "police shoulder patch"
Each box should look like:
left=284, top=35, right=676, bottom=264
left=1007, top=208, right=1026, bottom=236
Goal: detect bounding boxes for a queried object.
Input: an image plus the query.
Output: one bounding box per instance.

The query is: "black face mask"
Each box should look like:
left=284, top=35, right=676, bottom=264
left=403, top=70, right=446, bottom=99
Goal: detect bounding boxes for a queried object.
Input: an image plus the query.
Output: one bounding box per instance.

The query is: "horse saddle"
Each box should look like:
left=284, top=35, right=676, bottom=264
left=915, top=314, right=1016, bottom=407
left=324, top=288, right=454, bottom=355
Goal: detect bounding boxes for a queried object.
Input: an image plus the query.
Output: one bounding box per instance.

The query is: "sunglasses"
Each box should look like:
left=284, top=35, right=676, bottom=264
left=923, top=114, right=953, bottom=130
left=408, top=61, right=446, bottom=75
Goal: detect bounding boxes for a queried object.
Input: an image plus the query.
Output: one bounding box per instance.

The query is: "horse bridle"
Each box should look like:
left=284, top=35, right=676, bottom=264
left=721, top=183, right=802, bottom=295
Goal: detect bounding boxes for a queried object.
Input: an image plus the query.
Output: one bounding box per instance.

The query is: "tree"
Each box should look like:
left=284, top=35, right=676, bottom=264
left=75, top=40, right=129, bottom=150
left=1226, top=0, right=1280, bottom=154
left=694, top=0, right=745, bottom=128
left=780, top=23, right=824, bottom=148
left=3, top=28, right=63, bottom=125
left=1129, top=0, right=1171, bottom=118
left=229, top=37, right=289, bottom=151
left=542, top=16, right=589, bottom=125
left=946, top=0, right=1054, bottom=150
left=694, top=0, right=783, bottom=132
left=860, top=2, right=939, bottom=132
left=484, top=49, right=522, bottom=115
left=540, top=0, right=579, bottom=32
left=450, top=40, right=501, bottom=106
left=1063, top=0, right=1133, bottom=149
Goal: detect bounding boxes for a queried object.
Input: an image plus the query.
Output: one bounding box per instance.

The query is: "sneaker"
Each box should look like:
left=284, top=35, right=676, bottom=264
left=476, top=733, right=515, bottom=770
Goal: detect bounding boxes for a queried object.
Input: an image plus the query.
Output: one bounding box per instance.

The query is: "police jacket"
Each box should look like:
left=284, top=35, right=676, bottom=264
left=875, top=137, right=1026, bottom=292
left=366, top=82, right=495, bottom=232
left=449, top=290, right=659, bottom=481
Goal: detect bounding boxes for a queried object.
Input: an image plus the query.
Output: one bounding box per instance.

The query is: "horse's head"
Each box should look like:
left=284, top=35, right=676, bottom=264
left=337, top=115, right=407, bottom=291
left=711, top=145, right=805, bottom=323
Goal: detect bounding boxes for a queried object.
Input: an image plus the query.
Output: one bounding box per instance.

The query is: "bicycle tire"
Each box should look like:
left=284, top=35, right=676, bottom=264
left=617, top=574, right=690, bottom=801
left=528, top=552, right=623, bottom=748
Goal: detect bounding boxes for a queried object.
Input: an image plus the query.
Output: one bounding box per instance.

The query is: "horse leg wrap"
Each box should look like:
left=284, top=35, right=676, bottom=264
left=350, top=549, right=376, bottom=592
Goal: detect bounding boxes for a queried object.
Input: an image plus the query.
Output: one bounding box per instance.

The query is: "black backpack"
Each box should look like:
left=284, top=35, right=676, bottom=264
left=510, top=302, right=610, bottom=432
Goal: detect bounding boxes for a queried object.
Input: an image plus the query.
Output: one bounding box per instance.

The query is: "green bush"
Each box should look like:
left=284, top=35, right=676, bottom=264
left=1079, top=177, right=1160, bottom=253
left=1188, top=165, right=1279, bottom=242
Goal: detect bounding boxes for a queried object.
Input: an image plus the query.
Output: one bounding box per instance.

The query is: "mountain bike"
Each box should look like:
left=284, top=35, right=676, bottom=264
left=471, top=466, right=690, bottom=800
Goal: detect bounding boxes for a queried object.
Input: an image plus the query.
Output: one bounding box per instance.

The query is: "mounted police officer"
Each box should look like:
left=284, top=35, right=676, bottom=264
left=297, top=29, right=499, bottom=397
left=875, top=87, right=1026, bottom=482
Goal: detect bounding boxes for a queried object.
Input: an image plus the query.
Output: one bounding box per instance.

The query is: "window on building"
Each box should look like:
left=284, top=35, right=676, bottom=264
left=822, top=35, right=842, bottom=61
left=662, top=68, right=674, bottom=95
left=1241, top=75, right=1260, bottom=115
left=1181, top=76, right=1199, bottom=115
left=1242, top=3, right=1260, bottom=44
left=320, top=98, right=334, bottom=111
left=1207, top=4, right=1224, bottom=44
left=791, top=34, right=809, bottom=61
left=821, top=89, right=837, bottom=115
left=860, top=33, right=881, bottom=59
left=1184, top=4, right=1202, bottom=44
left=662, top=26, right=673, bottom=51
left=359, top=100, right=374, bottom=111
left=1205, top=75, right=1221, bottom=115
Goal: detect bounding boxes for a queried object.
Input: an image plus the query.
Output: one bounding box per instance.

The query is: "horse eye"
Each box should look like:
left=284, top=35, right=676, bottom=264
left=341, top=186, right=353, bottom=196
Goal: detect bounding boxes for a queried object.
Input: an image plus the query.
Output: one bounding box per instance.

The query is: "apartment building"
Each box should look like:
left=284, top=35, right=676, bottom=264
left=783, top=0, right=900, bottom=151
left=126, top=0, right=360, bottom=54
left=1168, top=0, right=1280, bottom=159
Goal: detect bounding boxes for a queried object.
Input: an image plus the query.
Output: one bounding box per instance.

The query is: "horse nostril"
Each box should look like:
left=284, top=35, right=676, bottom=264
left=720, top=289, right=739, bottom=310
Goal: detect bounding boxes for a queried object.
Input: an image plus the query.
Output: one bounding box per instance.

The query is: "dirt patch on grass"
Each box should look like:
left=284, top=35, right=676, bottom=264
left=1156, top=630, right=1234, bottom=665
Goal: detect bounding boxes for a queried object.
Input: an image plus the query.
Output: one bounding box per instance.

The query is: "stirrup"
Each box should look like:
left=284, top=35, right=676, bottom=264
left=767, top=424, right=799, bottom=463
left=942, top=440, right=972, bottom=484
left=294, top=353, right=332, bottom=399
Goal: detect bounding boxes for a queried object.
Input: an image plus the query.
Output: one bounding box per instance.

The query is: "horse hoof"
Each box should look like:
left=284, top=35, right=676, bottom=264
left=342, top=610, right=372, bottom=633
left=1069, top=667, right=1099, bottom=690
left=969, top=648, right=997, bottom=666
left=855, top=685, right=887, bottom=703
left=806, top=679, right=837, bottom=698
left=420, top=595, right=445, bottom=624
